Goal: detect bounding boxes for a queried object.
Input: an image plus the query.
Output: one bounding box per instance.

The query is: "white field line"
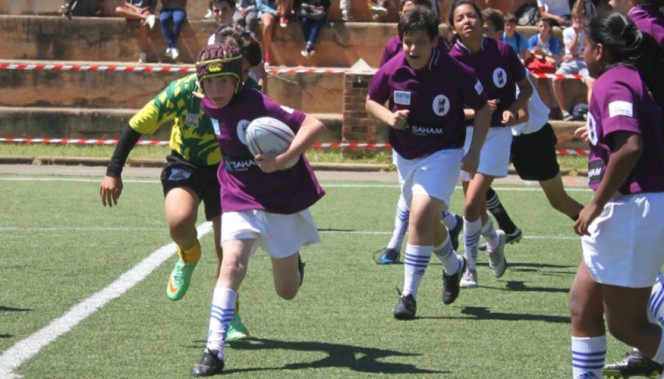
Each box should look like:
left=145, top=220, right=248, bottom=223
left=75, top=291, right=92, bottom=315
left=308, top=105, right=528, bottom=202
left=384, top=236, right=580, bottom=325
left=0, top=225, right=580, bottom=241
left=0, top=176, right=593, bottom=192
left=0, top=222, right=213, bottom=379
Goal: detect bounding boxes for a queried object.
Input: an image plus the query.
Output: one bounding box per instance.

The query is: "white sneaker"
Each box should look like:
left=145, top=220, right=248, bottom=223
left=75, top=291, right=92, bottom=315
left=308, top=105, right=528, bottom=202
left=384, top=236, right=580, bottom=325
left=341, top=11, right=350, bottom=21
left=165, top=47, right=172, bottom=57
left=204, top=9, right=213, bottom=19
left=143, top=14, right=156, bottom=29
left=460, top=269, right=478, bottom=288
left=487, top=230, right=507, bottom=278
left=170, top=47, right=179, bottom=60
left=138, top=53, right=147, bottom=63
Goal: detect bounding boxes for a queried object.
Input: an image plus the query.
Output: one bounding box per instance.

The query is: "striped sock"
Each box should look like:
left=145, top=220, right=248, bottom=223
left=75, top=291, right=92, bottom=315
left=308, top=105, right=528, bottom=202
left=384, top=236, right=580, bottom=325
left=206, top=287, right=236, bottom=360
left=387, top=195, right=409, bottom=251
left=571, top=335, right=606, bottom=379
left=463, top=218, right=482, bottom=271
left=441, top=210, right=459, bottom=231
left=402, top=244, right=432, bottom=298
left=481, top=216, right=500, bottom=250
left=433, top=235, right=462, bottom=274
left=649, top=273, right=664, bottom=325
left=486, top=187, right=517, bottom=235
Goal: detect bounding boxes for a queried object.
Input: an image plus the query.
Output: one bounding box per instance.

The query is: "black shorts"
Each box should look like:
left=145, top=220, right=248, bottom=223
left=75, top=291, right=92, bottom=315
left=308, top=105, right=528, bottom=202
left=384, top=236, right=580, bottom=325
left=510, top=123, right=560, bottom=181
left=160, top=152, right=221, bottom=221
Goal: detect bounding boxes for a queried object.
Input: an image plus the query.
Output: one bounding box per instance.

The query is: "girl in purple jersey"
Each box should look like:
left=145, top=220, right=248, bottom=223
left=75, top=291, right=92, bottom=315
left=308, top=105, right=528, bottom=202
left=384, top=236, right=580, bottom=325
left=568, top=11, right=664, bottom=379
left=189, top=40, right=326, bottom=376
left=367, top=6, right=492, bottom=320
left=448, top=0, right=533, bottom=288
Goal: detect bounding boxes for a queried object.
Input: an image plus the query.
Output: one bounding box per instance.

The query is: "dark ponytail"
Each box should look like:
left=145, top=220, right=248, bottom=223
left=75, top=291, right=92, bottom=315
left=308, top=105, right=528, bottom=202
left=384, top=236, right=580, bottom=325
left=587, top=11, right=664, bottom=109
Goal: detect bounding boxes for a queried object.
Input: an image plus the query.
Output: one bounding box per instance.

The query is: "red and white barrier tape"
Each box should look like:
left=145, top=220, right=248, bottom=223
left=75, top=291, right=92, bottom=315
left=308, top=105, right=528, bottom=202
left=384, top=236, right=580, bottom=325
left=0, top=137, right=589, bottom=155
left=0, top=62, right=585, bottom=80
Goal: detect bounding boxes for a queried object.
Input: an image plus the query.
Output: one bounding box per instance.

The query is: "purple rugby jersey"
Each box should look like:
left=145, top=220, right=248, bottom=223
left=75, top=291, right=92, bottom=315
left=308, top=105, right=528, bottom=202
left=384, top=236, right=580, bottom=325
left=628, top=3, right=664, bottom=49
left=586, top=65, right=664, bottom=194
left=379, top=35, right=448, bottom=67
left=201, top=88, right=325, bottom=214
left=449, top=37, right=526, bottom=127
left=368, top=48, right=487, bottom=160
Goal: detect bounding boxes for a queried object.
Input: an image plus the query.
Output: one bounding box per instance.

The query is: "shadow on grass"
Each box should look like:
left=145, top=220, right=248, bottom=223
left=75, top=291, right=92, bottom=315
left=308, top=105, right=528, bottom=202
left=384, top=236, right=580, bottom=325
left=192, top=338, right=448, bottom=375
left=504, top=280, right=570, bottom=293
left=429, top=306, right=569, bottom=324
left=0, top=334, right=13, bottom=339
left=0, top=305, right=31, bottom=312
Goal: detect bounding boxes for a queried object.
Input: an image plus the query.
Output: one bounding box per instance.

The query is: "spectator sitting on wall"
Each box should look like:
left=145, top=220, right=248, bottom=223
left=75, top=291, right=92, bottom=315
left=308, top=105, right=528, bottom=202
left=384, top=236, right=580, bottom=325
left=159, top=0, right=187, bottom=60
left=552, top=9, right=588, bottom=120
left=234, top=0, right=260, bottom=32
left=298, top=0, right=330, bottom=57
left=115, top=0, right=157, bottom=63
left=537, top=0, right=571, bottom=26
left=502, top=13, right=529, bottom=60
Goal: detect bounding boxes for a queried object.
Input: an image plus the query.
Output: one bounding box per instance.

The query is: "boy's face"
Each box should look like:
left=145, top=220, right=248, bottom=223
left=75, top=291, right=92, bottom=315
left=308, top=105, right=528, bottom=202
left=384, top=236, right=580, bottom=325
left=482, top=21, right=501, bottom=39
left=212, top=1, right=235, bottom=24
left=538, top=20, right=551, bottom=37
left=202, top=76, right=237, bottom=107
left=402, top=29, right=437, bottom=70
left=504, top=21, right=516, bottom=36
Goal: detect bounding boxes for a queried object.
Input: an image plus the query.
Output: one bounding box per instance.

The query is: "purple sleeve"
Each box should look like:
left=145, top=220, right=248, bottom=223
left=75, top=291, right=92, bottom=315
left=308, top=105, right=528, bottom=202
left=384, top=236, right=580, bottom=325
left=507, top=45, right=526, bottom=83
left=457, top=63, right=488, bottom=111
left=263, top=97, right=307, bottom=132
left=367, top=66, right=391, bottom=105
left=600, top=81, right=641, bottom=137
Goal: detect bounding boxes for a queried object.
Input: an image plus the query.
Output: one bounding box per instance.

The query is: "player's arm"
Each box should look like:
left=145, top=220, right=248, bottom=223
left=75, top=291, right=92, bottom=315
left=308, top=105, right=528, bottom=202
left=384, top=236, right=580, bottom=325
left=100, top=126, right=142, bottom=207
left=574, top=131, right=642, bottom=235
left=271, top=114, right=326, bottom=171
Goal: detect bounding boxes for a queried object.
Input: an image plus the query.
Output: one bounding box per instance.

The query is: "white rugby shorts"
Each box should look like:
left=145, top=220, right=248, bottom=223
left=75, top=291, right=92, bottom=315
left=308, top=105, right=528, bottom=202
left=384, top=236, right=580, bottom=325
left=221, top=209, right=320, bottom=259
left=460, top=126, right=512, bottom=181
left=395, top=148, right=463, bottom=207
left=582, top=192, right=664, bottom=288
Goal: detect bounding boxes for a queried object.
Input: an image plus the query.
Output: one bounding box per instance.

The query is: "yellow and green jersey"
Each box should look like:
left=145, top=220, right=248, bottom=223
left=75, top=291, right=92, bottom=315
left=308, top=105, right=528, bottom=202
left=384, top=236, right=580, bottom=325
left=129, top=74, right=221, bottom=166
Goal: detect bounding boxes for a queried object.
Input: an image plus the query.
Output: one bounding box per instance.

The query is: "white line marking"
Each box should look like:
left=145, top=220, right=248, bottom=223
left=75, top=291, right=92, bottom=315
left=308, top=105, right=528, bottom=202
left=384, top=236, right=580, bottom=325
left=0, top=176, right=592, bottom=192
left=0, top=222, right=213, bottom=379
left=0, top=227, right=163, bottom=232
left=0, top=226, right=578, bottom=240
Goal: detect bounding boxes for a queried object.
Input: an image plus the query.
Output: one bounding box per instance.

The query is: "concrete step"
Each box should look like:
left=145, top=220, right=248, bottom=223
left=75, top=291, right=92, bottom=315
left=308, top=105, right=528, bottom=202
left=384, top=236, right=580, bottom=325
left=0, top=59, right=344, bottom=113
left=0, top=106, right=343, bottom=142
left=0, top=15, right=548, bottom=67
left=0, top=106, right=588, bottom=150
left=0, top=0, right=534, bottom=25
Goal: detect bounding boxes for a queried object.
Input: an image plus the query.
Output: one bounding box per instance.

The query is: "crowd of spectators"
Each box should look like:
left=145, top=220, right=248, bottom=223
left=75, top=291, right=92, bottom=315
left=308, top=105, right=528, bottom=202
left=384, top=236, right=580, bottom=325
left=57, top=0, right=606, bottom=120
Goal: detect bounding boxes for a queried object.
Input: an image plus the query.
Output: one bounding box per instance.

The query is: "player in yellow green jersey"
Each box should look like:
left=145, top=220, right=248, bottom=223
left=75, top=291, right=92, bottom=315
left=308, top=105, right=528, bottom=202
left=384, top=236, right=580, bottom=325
left=99, top=25, right=263, bottom=341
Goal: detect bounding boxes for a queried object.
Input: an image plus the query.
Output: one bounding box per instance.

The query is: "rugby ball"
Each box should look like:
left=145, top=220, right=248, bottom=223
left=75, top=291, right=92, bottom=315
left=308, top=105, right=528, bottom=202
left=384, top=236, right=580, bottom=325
left=245, top=117, right=299, bottom=169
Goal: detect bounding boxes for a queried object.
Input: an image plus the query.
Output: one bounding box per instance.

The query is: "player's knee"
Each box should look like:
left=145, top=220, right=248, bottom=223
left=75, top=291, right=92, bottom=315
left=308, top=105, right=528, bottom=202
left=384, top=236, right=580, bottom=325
left=275, top=284, right=298, bottom=300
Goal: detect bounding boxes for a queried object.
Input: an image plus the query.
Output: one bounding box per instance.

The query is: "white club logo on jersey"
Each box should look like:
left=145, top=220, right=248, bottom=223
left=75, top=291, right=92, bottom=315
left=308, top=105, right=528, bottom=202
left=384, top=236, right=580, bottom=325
left=432, top=94, right=451, bottom=116
left=394, top=91, right=412, bottom=106
left=236, top=119, right=251, bottom=145
left=474, top=80, right=484, bottom=94
left=587, top=113, right=598, bottom=146
left=492, top=68, right=508, bottom=88
left=211, top=118, right=221, bottom=136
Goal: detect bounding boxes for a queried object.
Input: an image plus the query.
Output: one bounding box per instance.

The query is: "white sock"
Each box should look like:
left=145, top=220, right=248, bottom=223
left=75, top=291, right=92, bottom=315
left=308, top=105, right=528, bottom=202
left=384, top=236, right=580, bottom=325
left=206, top=287, right=237, bottom=360
left=481, top=216, right=500, bottom=250
left=441, top=210, right=459, bottom=231
left=433, top=235, right=462, bottom=275
left=402, top=244, right=432, bottom=298
left=463, top=217, right=482, bottom=271
left=387, top=195, right=409, bottom=251
left=649, top=273, right=664, bottom=325
left=653, top=327, right=664, bottom=364
left=571, top=335, right=606, bottom=379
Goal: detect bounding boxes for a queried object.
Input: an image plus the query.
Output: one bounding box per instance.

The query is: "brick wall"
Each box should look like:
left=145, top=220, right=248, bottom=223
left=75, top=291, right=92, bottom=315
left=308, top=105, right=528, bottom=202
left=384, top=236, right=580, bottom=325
left=342, top=72, right=389, bottom=157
